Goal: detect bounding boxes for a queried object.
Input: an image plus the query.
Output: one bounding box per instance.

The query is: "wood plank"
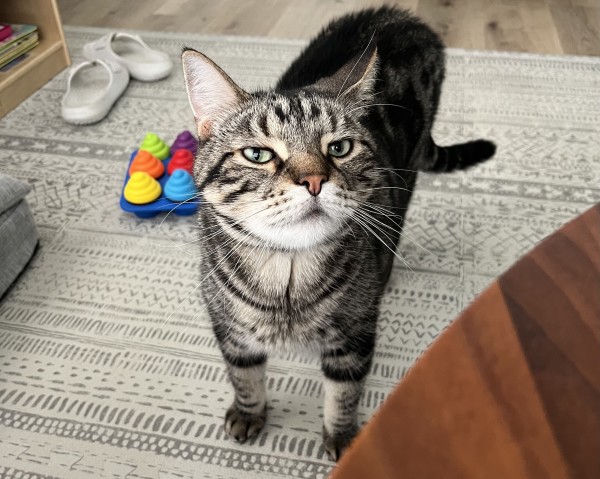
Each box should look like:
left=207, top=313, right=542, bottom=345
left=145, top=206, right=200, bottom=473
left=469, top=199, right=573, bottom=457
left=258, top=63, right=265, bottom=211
left=482, top=0, right=532, bottom=53
left=268, top=0, right=322, bottom=39
left=55, top=0, right=600, bottom=55
left=205, top=0, right=287, bottom=36
left=550, top=4, right=600, bottom=55
left=517, top=0, right=563, bottom=54
left=417, top=0, right=485, bottom=51
left=167, top=0, right=237, bottom=34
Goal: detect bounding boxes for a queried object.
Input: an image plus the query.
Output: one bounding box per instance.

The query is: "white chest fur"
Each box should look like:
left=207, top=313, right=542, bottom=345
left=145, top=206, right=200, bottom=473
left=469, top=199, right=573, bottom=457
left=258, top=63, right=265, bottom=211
left=244, top=247, right=327, bottom=299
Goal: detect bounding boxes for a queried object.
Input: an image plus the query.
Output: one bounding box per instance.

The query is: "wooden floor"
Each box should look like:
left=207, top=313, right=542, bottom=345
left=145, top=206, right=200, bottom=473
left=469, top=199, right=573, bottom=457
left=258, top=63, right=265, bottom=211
left=57, top=0, right=600, bottom=56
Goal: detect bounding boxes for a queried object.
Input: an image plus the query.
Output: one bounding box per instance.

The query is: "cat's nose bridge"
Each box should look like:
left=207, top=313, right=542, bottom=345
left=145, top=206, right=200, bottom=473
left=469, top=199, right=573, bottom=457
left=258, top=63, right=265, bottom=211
left=285, top=153, right=331, bottom=195
left=285, top=153, right=329, bottom=176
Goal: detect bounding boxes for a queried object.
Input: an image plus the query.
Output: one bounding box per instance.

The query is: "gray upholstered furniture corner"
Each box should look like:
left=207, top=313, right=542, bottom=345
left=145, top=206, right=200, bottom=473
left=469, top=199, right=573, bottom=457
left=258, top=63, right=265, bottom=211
left=0, top=173, right=38, bottom=298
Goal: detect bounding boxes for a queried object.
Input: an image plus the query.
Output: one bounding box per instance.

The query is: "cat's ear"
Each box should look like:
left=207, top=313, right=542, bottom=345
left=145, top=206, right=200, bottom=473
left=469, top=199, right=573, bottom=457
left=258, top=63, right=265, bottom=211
left=314, top=44, right=378, bottom=102
left=181, top=48, right=250, bottom=141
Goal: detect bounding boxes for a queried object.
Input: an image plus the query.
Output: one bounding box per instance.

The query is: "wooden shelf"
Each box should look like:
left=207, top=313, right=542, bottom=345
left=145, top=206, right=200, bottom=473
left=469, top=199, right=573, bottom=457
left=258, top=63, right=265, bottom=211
left=0, top=0, right=70, bottom=117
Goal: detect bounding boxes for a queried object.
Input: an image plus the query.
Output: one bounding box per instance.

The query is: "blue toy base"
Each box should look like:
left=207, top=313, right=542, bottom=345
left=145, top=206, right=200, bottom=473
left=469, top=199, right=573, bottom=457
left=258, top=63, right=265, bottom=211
left=119, top=150, right=200, bottom=218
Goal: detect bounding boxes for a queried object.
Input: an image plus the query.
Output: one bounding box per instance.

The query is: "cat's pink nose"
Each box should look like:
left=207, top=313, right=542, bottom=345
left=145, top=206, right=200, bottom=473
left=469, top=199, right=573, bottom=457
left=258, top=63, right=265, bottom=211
left=299, top=174, right=328, bottom=196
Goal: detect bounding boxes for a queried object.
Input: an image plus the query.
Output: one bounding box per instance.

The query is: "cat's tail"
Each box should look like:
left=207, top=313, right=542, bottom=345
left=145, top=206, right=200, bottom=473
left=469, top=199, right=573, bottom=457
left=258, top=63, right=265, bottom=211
left=420, top=138, right=496, bottom=173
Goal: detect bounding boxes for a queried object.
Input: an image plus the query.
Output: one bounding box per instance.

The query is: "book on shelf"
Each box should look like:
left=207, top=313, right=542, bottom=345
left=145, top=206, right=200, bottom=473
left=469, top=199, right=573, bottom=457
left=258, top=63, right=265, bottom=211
left=0, top=24, right=13, bottom=42
left=0, top=24, right=39, bottom=70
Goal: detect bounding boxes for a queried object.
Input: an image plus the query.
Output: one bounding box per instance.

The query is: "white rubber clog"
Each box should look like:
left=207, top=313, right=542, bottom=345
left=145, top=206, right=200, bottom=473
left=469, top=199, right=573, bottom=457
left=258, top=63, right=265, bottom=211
left=61, top=60, right=129, bottom=125
left=83, top=33, right=173, bottom=82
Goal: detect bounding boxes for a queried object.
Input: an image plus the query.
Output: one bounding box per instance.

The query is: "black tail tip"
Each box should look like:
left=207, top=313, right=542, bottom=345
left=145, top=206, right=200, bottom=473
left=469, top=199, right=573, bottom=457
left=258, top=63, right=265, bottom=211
left=473, top=139, right=497, bottom=160
left=459, top=139, right=496, bottom=170
left=425, top=138, right=497, bottom=173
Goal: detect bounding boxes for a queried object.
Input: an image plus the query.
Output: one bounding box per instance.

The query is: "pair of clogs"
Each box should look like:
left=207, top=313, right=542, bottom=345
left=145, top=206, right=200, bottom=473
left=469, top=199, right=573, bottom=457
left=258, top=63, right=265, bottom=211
left=62, top=33, right=172, bottom=125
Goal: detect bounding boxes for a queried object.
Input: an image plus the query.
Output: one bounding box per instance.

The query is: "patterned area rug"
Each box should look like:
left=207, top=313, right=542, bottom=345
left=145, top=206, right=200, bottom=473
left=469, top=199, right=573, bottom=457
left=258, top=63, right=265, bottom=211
left=0, top=26, right=599, bottom=479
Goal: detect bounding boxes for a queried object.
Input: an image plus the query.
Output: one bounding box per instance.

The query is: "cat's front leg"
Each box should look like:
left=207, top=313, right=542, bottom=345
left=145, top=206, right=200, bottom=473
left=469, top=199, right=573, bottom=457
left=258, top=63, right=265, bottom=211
left=321, top=332, right=375, bottom=461
left=225, top=360, right=267, bottom=443
left=220, top=339, right=268, bottom=443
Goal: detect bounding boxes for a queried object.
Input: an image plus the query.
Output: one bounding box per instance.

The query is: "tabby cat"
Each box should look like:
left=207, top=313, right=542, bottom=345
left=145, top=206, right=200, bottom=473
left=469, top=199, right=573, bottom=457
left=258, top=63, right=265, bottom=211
left=181, top=6, right=495, bottom=460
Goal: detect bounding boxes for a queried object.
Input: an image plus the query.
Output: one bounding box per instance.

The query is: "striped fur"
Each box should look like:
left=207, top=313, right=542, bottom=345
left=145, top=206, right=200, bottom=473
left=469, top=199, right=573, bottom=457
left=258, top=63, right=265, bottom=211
left=182, top=6, right=495, bottom=461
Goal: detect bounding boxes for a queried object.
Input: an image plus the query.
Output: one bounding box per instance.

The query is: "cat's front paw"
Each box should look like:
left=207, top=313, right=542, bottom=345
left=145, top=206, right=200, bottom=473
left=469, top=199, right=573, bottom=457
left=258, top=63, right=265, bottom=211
left=322, top=424, right=359, bottom=461
left=224, top=404, right=267, bottom=443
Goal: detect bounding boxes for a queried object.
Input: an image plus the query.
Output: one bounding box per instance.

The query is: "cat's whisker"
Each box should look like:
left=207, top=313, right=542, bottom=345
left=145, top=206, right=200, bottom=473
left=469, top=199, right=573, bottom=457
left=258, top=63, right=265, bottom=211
left=357, top=202, right=408, bottom=229
left=351, top=213, right=412, bottom=271
left=344, top=88, right=385, bottom=111
left=357, top=185, right=412, bottom=193
left=222, top=196, right=272, bottom=207
left=355, top=202, right=405, bottom=226
left=354, top=199, right=406, bottom=214
left=373, top=166, right=419, bottom=173
left=159, top=195, right=202, bottom=208
left=335, top=29, right=377, bottom=101
left=348, top=103, right=412, bottom=115
left=354, top=199, right=403, bottom=218
left=162, top=206, right=270, bottom=249
left=340, top=216, right=358, bottom=241
left=372, top=167, right=415, bottom=188
left=357, top=206, right=436, bottom=257
left=181, top=201, right=271, bottom=243
left=146, top=193, right=204, bottom=255
left=352, top=198, right=408, bottom=212
left=356, top=218, right=413, bottom=272
left=354, top=210, right=397, bottom=246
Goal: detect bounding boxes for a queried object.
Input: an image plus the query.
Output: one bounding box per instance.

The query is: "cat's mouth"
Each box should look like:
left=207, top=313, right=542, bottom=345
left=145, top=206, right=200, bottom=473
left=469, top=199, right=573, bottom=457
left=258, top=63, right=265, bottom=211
left=295, top=201, right=327, bottom=223
left=240, top=187, right=346, bottom=250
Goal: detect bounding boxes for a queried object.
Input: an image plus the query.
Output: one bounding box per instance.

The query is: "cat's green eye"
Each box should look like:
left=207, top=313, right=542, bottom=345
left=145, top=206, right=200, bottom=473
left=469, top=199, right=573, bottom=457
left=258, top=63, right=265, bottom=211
left=242, top=147, right=274, bottom=163
left=328, top=140, right=352, bottom=158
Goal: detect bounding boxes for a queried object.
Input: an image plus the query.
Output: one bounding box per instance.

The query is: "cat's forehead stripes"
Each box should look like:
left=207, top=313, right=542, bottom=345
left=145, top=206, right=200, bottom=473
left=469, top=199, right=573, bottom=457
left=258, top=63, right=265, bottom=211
left=273, top=105, right=286, bottom=122
left=240, top=92, right=348, bottom=154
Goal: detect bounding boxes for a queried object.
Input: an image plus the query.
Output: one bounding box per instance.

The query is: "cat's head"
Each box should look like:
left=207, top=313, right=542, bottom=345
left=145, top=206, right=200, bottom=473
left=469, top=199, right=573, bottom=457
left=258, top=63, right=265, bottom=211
left=181, top=47, right=381, bottom=250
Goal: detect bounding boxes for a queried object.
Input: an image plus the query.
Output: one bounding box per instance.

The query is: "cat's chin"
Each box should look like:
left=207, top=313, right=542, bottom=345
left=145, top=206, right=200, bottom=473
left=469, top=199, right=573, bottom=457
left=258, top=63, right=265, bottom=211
left=250, top=213, right=344, bottom=251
